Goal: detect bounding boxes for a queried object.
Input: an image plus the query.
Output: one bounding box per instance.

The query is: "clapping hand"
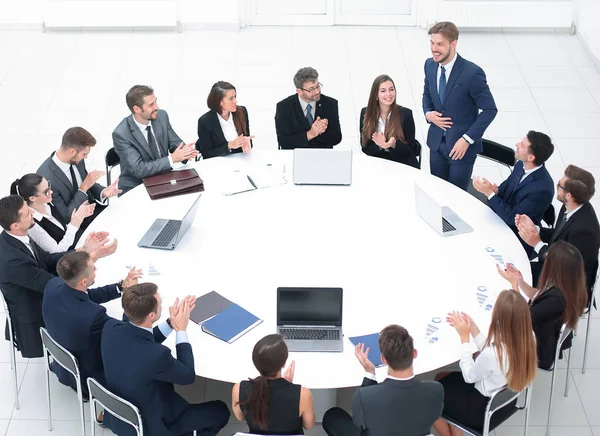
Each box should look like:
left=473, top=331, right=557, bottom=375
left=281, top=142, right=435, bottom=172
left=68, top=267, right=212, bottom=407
left=172, top=142, right=199, bottom=163
left=446, top=311, right=471, bottom=341
left=497, top=263, right=523, bottom=291
left=168, top=295, right=195, bottom=332
left=355, top=343, right=376, bottom=375
left=122, top=266, right=143, bottom=290
left=516, top=214, right=542, bottom=248
left=472, top=177, right=496, bottom=197
left=70, top=201, right=95, bottom=228
left=283, top=360, right=296, bottom=382
left=83, top=231, right=117, bottom=261
left=102, top=178, right=122, bottom=199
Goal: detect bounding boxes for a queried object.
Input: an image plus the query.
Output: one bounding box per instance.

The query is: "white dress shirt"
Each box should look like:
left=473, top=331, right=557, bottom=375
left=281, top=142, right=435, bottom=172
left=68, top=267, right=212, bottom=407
left=217, top=113, right=239, bottom=143
left=298, top=95, right=316, bottom=122
left=132, top=117, right=174, bottom=168
left=459, top=332, right=507, bottom=397
left=376, top=113, right=390, bottom=134
left=364, top=372, right=415, bottom=381
left=28, top=205, right=78, bottom=253
left=6, top=232, right=36, bottom=257
left=534, top=204, right=584, bottom=253
left=133, top=320, right=189, bottom=345
left=52, top=153, right=107, bottom=205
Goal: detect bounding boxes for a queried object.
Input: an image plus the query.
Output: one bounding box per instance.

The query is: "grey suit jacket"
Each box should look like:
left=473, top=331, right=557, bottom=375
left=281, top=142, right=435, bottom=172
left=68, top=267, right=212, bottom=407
left=37, top=153, right=105, bottom=219
left=112, top=109, right=183, bottom=193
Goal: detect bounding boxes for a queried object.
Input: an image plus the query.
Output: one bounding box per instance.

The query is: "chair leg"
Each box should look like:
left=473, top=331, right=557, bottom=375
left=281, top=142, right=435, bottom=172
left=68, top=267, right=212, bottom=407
left=76, top=376, right=86, bottom=436
left=89, top=400, right=96, bottom=436
left=565, top=348, right=572, bottom=397
left=546, top=370, right=557, bottom=436
left=524, top=387, right=532, bottom=436
left=44, top=354, right=53, bottom=431
left=583, top=310, right=593, bottom=374
left=9, top=340, right=19, bottom=410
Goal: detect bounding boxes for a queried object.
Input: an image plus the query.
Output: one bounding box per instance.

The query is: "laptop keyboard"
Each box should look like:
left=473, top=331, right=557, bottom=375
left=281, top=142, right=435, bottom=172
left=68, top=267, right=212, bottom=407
left=151, top=220, right=181, bottom=247
left=280, top=328, right=340, bottom=341
left=442, top=217, right=457, bottom=233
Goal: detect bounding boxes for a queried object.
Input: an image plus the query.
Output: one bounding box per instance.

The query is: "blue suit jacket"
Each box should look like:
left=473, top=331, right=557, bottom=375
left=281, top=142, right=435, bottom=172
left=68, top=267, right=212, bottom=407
left=41, top=277, right=120, bottom=391
left=101, top=319, right=195, bottom=436
left=422, top=54, right=497, bottom=160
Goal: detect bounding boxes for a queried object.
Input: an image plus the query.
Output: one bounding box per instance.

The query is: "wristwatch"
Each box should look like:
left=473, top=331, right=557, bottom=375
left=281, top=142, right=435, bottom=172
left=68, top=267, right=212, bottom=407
left=166, top=318, right=173, bottom=329
left=116, top=280, right=124, bottom=294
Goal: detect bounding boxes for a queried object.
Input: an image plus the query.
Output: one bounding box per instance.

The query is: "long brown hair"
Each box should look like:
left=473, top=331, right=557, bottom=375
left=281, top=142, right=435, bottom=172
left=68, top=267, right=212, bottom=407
left=537, top=240, right=588, bottom=329
left=361, top=74, right=406, bottom=147
left=485, top=290, right=537, bottom=392
left=206, top=81, right=247, bottom=136
left=237, top=334, right=288, bottom=430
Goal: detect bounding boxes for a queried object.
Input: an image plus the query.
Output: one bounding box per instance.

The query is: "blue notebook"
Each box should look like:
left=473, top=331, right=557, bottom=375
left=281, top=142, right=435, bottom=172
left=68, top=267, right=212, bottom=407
left=348, top=333, right=385, bottom=368
left=201, top=303, right=263, bottom=344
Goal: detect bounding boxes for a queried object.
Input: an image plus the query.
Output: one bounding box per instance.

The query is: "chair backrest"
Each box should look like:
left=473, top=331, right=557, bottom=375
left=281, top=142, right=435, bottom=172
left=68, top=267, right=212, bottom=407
left=487, top=386, right=522, bottom=414
left=414, top=139, right=422, bottom=169
left=105, top=148, right=120, bottom=186
left=0, top=291, right=15, bottom=345
left=0, top=291, right=9, bottom=318
left=480, top=139, right=516, bottom=169
left=39, top=327, right=79, bottom=378
left=87, top=378, right=142, bottom=436
left=542, top=204, right=556, bottom=228
left=553, top=323, right=573, bottom=368
left=233, top=434, right=303, bottom=436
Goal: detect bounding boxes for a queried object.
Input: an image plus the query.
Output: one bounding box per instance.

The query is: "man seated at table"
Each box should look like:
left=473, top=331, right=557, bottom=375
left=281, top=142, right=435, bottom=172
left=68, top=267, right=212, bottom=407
left=42, top=251, right=141, bottom=397
left=275, top=67, right=342, bottom=150
left=322, top=325, right=444, bottom=436
left=101, top=283, right=230, bottom=436
left=472, top=130, right=554, bottom=253
left=0, top=195, right=117, bottom=358
left=112, top=85, right=199, bottom=194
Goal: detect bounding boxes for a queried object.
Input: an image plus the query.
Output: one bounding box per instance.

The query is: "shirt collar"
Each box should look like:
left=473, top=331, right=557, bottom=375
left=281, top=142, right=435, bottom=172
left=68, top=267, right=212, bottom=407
left=131, top=322, right=153, bottom=334
left=387, top=374, right=415, bottom=381
left=133, top=116, right=151, bottom=132
left=298, top=94, right=316, bottom=114
left=31, top=204, right=52, bottom=221
left=6, top=231, right=31, bottom=246
left=523, top=165, right=542, bottom=176
left=217, top=112, right=234, bottom=125
left=52, top=152, right=72, bottom=172
left=566, top=204, right=584, bottom=221
left=440, top=52, right=458, bottom=74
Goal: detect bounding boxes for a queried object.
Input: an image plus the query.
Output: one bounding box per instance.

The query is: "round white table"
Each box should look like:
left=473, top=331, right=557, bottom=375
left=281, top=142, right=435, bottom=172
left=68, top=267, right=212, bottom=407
left=89, top=150, right=531, bottom=390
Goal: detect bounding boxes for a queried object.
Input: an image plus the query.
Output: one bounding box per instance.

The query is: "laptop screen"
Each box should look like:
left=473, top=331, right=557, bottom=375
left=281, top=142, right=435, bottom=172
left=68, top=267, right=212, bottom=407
left=293, top=149, right=352, bottom=185
left=175, top=194, right=202, bottom=244
left=277, top=287, right=343, bottom=326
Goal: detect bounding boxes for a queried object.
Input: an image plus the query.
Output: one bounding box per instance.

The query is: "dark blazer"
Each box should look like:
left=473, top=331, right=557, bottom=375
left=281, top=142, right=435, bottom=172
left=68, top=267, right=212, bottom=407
left=196, top=107, right=251, bottom=159
left=422, top=54, right=497, bottom=160
left=534, top=202, right=600, bottom=302
left=37, top=152, right=106, bottom=220
left=101, top=319, right=195, bottom=436
left=275, top=94, right=342, bottom=149
left=530, top=287, right=567, bottom=370
left=0, top=231, right=66, bottom=358
left=112, top=110, right=183, bottom=194
left=352, top=377, right=444, bottom=436
left=359, top=106, right=419, bottom=168
left=488, top=161, right=554, bottom=252
left=42, top=277, right=120, bottom=391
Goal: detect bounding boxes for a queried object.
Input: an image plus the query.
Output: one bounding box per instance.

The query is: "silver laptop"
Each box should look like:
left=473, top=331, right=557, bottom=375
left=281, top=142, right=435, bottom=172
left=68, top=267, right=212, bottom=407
left=415, top=184, right=473, bottom=237
left=276, top=287, right=344, bottom=352
left=293, top=149, right=352, bottom=185
left=138, top=194, right=201, bottom=250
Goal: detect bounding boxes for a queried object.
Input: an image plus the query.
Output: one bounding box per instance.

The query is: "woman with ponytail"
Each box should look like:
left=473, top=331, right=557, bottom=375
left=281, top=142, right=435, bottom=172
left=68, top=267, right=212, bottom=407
left=433, top=290, right=537, bottom=436
left=10, top=174, right=94, bottom=252
left=232, top=334, right=314, bottom=435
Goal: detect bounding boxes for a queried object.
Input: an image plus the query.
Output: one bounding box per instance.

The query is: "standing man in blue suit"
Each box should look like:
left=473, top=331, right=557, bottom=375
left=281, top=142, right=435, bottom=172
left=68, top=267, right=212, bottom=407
left=473, top=131, right=555, bottom=252
left=422, top=22, right=498, bottom=191
left=101, top=283, right=230, bottom=436
left=42, top=251, right=142, bottom=397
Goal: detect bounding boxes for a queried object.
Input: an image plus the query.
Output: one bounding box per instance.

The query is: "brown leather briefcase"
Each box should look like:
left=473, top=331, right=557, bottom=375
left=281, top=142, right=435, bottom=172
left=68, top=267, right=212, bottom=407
left=142, top=169, right=204, bottom=200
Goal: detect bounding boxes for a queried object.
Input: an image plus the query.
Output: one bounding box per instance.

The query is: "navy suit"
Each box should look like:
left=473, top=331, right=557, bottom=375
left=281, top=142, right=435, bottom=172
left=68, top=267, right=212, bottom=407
left=41, top=277, right=121, bottom=394
left=422, top=54, right=497, bottom=190
left=101, top=319, right=230, bottom=436
left=488, top=161, right=554, bottom=253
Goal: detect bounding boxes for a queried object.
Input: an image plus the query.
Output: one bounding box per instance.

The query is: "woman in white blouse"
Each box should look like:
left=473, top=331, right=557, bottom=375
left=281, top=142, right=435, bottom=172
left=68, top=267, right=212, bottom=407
left=10, top=174, right=94, bottom=253
left=195, top=81, right=254, bottom=159
left=432, top=290, right=537, bottom=436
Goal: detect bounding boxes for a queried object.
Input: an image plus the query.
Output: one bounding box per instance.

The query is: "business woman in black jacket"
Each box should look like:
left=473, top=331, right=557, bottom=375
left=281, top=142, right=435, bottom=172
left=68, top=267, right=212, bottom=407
left=196, top=81, right=253, bottom=159
left=360, top=75, right=420, bottom=169
left=499, top=241, right=588, bottom=369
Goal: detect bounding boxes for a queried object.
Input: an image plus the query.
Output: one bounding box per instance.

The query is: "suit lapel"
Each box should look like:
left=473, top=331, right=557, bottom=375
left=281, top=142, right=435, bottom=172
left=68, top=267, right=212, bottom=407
left=513, top=164, right=544, bottom=195
left=151, top=117, right=167, bottom=155
left=443, top=55, right=465, bottom=108
left=551, top=205, right=578, bottom=243
left=211, top=112, right=227, bottom=145
left=47, top=154, right=77, bottom=196
left=2, top=232, right=37, bottom=261
left=127, top=116, right=154, bottom=159
left=429, top=62, right=443, bottom=108
left=294, top=96, right=310, bottom=129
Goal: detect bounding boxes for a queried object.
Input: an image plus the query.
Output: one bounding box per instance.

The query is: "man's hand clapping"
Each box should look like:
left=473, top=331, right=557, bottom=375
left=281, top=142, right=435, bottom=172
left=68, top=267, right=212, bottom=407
left=82, top=231, right=118, bottom=261
left=168, top=295, right=196, bottom=332
left=122, top=267, right=143, bottom=290
left=172, top=142, right=199, bottom=163
left=515, top=214, right=542, bottom=248
left=308, top=117, right=328, bottom=140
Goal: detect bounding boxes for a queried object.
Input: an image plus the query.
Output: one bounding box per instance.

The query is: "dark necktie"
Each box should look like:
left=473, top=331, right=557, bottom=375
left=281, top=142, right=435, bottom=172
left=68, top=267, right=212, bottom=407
left=146, top=126, right=161, bottom=159
left=69, top=165, right=79, bottom=194
left=553, top=213, right=568, bottom=235
left=306, top=104, right=314, bottom=125
left=439, top=66, right=447, bottom=105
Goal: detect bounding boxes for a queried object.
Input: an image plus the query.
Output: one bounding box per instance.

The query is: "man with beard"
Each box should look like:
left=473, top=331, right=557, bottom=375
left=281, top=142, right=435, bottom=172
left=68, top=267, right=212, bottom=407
left=516, top=165, right=600, bottom=304
left=112, top=85, right=198, bottom=194
left=275, top=67, right=342, bottom=149
left=37, top=127, right=121, bottom=230
left=0, top=195, right=117, bottom=358
left=422, top=22, right=497, bottom=191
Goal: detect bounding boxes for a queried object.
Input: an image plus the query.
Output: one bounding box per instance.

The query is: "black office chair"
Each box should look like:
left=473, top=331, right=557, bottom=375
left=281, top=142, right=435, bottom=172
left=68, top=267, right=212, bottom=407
left=87, top=377, right=143, bottom=436
left=105, top=148, right=120, bottom=187
left=541, top=204, right=556, bottom=229
left=1, top=291, right=19, bottom=410
left=442, top=385, right=532, bottom=436
left=468, top=139, right=516, bottom=203
left=414, top=139, right=422, bottom=169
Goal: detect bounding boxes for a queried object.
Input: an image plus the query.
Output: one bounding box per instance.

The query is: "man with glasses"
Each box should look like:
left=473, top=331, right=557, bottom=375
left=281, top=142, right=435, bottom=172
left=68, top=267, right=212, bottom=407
left=275, top=67, right=342, bottom=149
left=516, top=165, right=600, bottom=302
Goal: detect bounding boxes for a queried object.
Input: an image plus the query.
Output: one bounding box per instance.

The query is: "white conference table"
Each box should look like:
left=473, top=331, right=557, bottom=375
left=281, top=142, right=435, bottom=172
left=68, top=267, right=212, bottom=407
left=88, top=150, right=531, bottom=390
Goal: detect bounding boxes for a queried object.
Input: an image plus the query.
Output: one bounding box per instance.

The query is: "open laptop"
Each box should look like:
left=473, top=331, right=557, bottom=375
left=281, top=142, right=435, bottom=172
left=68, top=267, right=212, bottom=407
left=293, top=149, right=352, bottom=185
left=276, top=287, right=344, bottom=352
left=138, top=194, right=201, bottom=250
left=414, top=184, right=473, bottom=237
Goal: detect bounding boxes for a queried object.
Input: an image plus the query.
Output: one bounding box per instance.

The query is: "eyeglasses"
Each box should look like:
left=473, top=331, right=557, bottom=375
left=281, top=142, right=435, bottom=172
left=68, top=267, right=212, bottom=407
left=300, top=83, right=323, bottom=94
left=36, top=182, right=52, bottom=197
left=557, top=182, right=566, bottom=191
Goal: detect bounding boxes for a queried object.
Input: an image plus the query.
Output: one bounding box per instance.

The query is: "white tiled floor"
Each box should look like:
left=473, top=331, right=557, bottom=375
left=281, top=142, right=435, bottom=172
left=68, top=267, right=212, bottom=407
left=0, top=27, right=599, bottom=436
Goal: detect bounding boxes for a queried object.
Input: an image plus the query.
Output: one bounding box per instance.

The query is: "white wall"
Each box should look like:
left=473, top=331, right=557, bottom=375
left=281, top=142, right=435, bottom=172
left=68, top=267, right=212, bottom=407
left=574, top=0, right=600, bottom=66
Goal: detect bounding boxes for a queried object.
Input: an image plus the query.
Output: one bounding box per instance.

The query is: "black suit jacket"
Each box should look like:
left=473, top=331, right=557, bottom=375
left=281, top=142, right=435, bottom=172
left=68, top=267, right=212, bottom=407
left=359, top=106, right=419, bottom=168
left=101, top=319, right=195, bottom=436
left=352, top=376, right=444, bottom=436
left=275, top=94, right=342, bottom=149
left=530, top=287, right=568, bottom=370
left=196, top=107, right=251, bottom=159
left=0, top=231, right=66, bottom=357
left=534, top=203, right=600, bottom=302
left=42, top=277, right=120, bottom=391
